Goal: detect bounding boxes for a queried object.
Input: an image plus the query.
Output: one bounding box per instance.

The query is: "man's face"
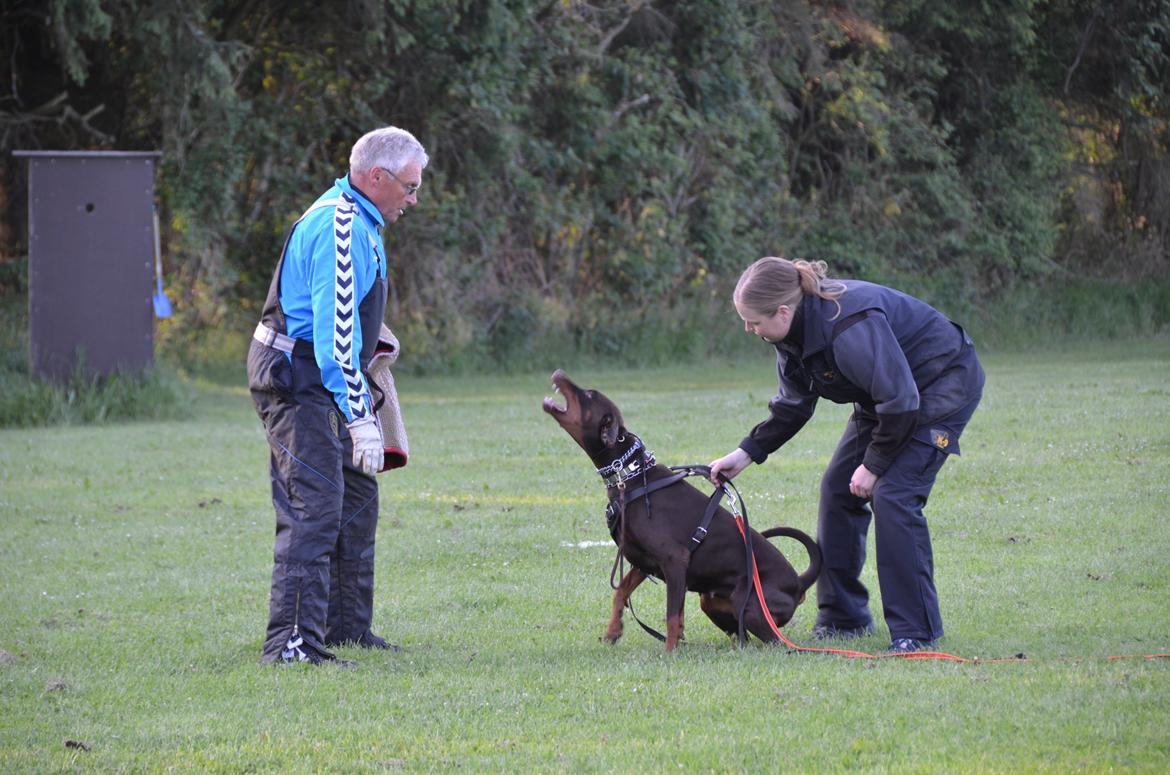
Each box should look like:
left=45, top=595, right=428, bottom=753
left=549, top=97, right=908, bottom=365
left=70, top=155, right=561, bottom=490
left=369, top=161, right=423, bottom=223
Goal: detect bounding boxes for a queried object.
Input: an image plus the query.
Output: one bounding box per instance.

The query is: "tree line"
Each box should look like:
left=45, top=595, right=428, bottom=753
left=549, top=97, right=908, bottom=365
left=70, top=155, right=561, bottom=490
left=2, top=0, right=1167, bottom=370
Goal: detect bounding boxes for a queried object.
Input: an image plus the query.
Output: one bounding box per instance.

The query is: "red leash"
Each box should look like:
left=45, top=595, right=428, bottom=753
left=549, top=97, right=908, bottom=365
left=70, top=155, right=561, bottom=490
left=735, top=515, right=1170, bottom=663
left=718, top=473, right=1023, bottom=662
left=732, top=514, right=993, bottom=661
left=612, top=468, right=1164, bottom=663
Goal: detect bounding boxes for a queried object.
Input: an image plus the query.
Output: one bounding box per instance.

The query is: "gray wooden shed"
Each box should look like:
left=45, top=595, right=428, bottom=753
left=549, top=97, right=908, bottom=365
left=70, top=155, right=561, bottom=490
left=12, top=150, right=162, bottom=382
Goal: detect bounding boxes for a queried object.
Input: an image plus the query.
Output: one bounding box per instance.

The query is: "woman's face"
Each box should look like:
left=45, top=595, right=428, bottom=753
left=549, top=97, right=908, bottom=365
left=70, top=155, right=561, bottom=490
left=735, top=298, right=792, bottom=343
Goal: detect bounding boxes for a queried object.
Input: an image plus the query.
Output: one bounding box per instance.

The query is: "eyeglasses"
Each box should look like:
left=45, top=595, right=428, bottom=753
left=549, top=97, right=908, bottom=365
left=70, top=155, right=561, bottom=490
left=380, top=167, right=420, bottom=196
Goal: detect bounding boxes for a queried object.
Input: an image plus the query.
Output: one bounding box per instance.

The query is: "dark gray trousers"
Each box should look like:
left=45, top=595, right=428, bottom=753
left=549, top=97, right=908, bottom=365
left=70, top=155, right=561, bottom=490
left=815, top=397, right=979, bottom=641
left=249, top=343, right=380, bottom=662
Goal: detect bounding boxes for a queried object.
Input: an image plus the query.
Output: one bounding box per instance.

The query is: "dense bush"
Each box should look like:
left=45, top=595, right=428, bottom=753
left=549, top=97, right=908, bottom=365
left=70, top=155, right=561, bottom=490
left=1, top=0, right=1167, bottom=375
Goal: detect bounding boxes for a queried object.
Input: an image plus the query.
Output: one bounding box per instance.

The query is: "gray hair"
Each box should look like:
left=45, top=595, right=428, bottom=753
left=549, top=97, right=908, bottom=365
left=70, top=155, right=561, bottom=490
left=349, top=126, right=429, bottom=174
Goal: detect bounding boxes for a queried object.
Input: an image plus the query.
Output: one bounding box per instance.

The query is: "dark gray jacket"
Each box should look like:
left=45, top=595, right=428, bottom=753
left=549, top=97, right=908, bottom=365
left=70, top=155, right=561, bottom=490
left=739, top=280, right=984, bottom=476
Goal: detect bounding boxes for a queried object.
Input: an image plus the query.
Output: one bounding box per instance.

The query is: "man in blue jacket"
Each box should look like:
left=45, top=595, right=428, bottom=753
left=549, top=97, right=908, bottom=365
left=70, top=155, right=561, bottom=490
left=247, top=126, right=428, bottom=664
left=710, top=256, right=984, bottom=653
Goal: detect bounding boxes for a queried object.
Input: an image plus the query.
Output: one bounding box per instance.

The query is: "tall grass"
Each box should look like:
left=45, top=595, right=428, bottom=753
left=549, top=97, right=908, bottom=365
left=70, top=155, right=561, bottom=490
left=0, top=360, right=192, bottom=427
left=967, top=275, right=1170, bottom=350
left=0, top=299, right=191, bottom=428
left=1, top=341, right=1167, bottom=772
left=117, top=272, right=1170, bottom=390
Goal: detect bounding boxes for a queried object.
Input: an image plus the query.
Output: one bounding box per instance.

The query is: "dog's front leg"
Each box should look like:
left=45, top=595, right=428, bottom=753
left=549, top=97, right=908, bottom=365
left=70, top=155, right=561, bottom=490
left=663, top=567, right=688, bottom=653
left=604, top=567, right=646, bottom=644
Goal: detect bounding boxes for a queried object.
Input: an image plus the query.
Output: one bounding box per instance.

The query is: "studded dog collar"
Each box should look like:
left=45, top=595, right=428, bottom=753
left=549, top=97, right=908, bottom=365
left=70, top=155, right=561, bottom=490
left=595, top=437, right=656, bottom=487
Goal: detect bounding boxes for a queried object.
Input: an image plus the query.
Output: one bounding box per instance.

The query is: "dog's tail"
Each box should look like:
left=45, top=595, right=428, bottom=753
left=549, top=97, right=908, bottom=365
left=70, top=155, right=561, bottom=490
left=761, top=526, right=822, bottom=594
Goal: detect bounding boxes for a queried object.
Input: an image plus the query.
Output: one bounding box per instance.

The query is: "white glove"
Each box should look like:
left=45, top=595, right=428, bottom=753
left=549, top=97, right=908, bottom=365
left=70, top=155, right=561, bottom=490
left=346, top=414, right=384, bottom=476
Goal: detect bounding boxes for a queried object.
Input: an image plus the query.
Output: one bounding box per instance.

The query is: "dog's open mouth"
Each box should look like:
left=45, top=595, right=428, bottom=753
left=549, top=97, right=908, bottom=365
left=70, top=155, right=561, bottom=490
left=542, top=381, right=567, bottom=415
left=543, top=370, right=574, bottom=416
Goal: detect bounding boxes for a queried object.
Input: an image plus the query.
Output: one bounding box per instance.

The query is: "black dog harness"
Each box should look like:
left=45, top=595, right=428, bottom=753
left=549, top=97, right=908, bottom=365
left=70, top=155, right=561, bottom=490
left=604, top=464, right=730, bottom=552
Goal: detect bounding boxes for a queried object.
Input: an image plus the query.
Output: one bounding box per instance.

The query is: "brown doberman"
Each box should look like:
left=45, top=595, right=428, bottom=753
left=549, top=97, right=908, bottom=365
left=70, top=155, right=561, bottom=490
left=543, top=369, right=821, bottom=652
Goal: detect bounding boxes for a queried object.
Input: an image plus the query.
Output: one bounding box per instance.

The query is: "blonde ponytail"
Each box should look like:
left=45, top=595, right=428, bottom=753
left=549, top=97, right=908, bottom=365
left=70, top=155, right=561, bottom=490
left=734, top=256, right=846, bottom=318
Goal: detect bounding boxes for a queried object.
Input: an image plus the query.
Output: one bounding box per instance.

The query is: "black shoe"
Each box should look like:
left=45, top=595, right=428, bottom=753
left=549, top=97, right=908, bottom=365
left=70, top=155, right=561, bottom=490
left=811, top=622, right=875, bottom=640
left=357, top=631, right=401, bottom=652
left=325, top=631, right=401, bottom=652
left=886, top=637, right=937, bottom=654
left=272, top=634, right=335, bottom=665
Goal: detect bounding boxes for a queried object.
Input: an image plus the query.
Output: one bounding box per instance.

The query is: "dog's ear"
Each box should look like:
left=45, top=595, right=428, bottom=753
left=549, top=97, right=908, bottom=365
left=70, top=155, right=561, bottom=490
left=600, top=414, right=620, bottom=448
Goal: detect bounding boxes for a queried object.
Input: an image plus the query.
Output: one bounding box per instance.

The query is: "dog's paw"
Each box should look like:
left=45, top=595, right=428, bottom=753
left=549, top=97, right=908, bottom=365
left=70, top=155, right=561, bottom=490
left=600, top=628, right=623, bottom=645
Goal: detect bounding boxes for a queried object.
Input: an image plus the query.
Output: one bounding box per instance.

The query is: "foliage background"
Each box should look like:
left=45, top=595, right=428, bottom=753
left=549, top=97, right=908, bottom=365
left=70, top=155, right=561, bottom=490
left=1, top=0, right=1168, bottom=374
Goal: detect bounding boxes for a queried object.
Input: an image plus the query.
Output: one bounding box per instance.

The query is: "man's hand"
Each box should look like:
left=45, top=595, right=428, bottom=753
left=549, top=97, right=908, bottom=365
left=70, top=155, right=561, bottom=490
left=849, top=464, right=877, bottom=500
left=347, top=415, right=384, bottom=476
left=708, top=448, right=752, bottom=486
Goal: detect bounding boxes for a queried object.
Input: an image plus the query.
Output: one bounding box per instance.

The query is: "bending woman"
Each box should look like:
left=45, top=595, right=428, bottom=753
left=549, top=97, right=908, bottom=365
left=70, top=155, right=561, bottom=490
left=709, top=257, right=984, bottom=653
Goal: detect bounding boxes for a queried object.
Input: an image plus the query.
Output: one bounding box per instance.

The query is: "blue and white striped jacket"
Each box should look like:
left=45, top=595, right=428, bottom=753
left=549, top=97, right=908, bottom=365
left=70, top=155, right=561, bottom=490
left=279, top=176, right=387, bottom=423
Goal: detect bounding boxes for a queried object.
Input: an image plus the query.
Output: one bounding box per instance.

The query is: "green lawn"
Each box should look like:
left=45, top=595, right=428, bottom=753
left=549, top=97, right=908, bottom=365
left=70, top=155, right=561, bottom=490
left=2, top=341, right=1168, bottom=773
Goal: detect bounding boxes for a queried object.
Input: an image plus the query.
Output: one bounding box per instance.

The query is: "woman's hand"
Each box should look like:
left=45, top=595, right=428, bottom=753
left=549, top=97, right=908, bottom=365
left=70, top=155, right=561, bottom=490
left=849, top=464, right=878, bottom=500
left=708, top=448, right=752, bottom=485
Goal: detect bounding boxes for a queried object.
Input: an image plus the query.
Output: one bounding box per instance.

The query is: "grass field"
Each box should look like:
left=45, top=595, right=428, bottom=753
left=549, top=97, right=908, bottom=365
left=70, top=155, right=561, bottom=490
left=2, top=340, right=1168, bottom=773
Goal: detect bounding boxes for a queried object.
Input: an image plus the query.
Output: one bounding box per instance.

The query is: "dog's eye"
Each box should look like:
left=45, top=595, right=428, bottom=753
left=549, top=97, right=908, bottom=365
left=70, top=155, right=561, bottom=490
left=586, top=390, right=595, bottom=398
